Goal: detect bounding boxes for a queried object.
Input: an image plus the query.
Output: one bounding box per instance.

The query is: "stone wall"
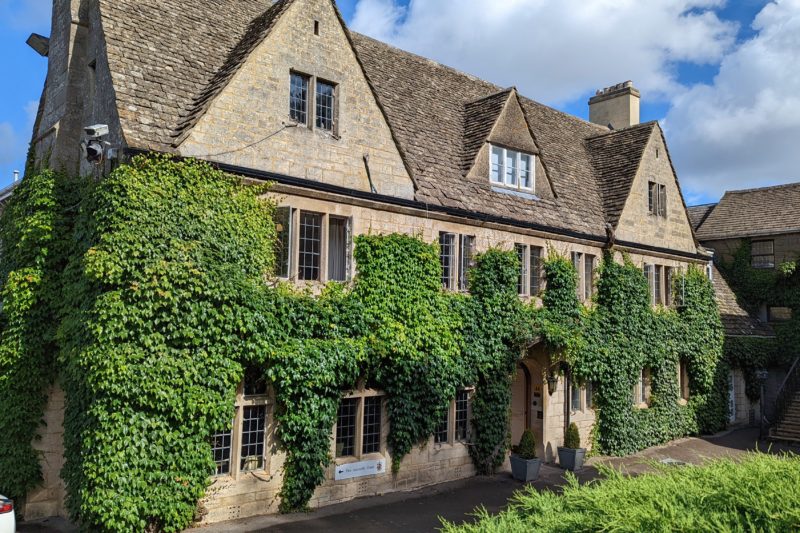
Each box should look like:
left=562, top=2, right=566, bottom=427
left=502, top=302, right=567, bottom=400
left=703, top=232, right=800, bottom=267
left=180, top=0, right=414, bottom=200
left=615, top=127, right=698, bottom=254
left=23, top=385, right=67, bottom=521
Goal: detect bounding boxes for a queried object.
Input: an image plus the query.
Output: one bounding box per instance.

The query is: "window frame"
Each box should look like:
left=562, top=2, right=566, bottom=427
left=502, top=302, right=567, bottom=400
left=277, top=208, right=353, bottom=283
left=315, top=78, right=338, bottom=133
left=432, top=388, right=474, bottom=446
left=488, top=144, right=535, bottom=192
left=751, top=240, right=775, bottom=269
left=529, top=246, right=544, bottom=296
left=440, top=232, right=476, bottom=292
left=648, top=181, right=667, bottom=218
left=572, top=251, right=595, bottom=302
left=289, top=71, right=310, bottom=126
left=289, top=70, right=339, bottom=134
left=334, top=389, right=387, bottom=462
left=211, top=377, right=271, bottom=479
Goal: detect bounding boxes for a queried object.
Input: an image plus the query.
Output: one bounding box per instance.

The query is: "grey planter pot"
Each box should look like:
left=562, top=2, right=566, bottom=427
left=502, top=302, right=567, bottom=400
left=510, top=454, right=541, bottom=482
left=557, top=447, right=586, bottom=471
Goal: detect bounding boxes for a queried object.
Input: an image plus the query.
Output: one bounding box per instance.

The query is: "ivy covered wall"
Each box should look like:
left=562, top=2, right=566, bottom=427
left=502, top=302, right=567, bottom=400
left=0, top=157, right=727, bottom=532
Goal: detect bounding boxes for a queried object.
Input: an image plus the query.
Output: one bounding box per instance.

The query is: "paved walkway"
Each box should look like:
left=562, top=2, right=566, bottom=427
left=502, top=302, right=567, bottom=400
left=21, top=428, right=798, bottom=533
left=183, top=427, right=797, bottom=533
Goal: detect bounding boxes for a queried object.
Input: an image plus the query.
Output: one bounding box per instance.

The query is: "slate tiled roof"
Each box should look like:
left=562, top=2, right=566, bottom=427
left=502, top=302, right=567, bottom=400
left=351, top=32, right=610, bottom=236
left=98, top=0, right=275, bottom=150
left=712, top=266, right=774, bottom=337
left=696, top=182, right=800, bottom=240
left=687, top=203, right=716, bottom=232
left=96, top=0, right=678, bottom=240
left=461, top=89, right=514, bottom=175
left=586, top=122, right=656, bottom=228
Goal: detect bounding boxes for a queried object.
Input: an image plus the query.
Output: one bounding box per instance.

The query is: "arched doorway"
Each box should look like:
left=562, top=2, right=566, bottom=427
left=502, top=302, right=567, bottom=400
left=510, top=346, right=547, bottom=459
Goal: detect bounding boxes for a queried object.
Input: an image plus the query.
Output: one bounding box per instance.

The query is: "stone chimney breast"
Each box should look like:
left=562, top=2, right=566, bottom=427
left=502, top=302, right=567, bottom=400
left=588, top=81, right=640, bottom=130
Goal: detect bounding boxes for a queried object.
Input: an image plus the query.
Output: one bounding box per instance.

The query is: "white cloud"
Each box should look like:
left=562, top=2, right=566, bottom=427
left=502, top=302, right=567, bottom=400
left=665, top=0, right=800, bottom=202
left=351, top=0, right=737, bottom=104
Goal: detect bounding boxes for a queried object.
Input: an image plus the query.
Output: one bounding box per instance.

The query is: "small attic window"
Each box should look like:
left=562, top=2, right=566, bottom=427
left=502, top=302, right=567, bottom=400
left=490, top=144, right=534, bottom=192
left=314, top=20, right=320, bottom=35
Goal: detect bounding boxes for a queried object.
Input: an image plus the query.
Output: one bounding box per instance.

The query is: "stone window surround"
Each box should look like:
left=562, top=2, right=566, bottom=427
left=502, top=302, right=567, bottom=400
left=288, top=68, right=339, bottom=137
left=643, top=263, right=679, bottom=307
left=648, top=180, right=667, bottom=218
left=633, top=367, right=652, bottom=408
left=569, top=380, right=595, bottom=414
left=489, top=144, right=535, bottom=192
left=211, top=381, right=273, bottom=480
left=678, top=359, right=690, bottom=405
left=333, top=387, right=388, bottom=466
left=276, top=206, right=352, bottom=284
left=432, top=388, right=475, bottom=447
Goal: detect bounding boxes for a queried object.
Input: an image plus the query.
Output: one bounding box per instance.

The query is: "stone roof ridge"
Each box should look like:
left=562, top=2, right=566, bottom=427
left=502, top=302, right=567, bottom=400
left=722, top=180, right=800, bottom=196
left=172, top=0, right=295, bottom=146
left=464, top=87, right=515, bottom=107
left=586, top=119, right=658, bottom=140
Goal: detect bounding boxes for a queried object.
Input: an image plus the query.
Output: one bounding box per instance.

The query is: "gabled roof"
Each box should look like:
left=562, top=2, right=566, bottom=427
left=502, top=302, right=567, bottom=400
left=461, top=89, right=514, bottom=175
left=696, top=182, right=800, bottom=240
left=98, top=0, right=275, bottom=150
left=586, top=122, right=656, bottom=228
left=687, top=203, right=716, bottom=232
left=92, top=0, right=699, bottom=246
left=712, top=266, right=774, bottom=338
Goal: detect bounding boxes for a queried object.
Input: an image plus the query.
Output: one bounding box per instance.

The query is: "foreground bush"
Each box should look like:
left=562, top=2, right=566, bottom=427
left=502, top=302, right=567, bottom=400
left=443, top=453, right=800, bottom=533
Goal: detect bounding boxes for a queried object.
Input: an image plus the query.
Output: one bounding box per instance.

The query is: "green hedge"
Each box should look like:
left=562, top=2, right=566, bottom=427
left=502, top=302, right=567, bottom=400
left=442, top=453, right=800, bottom=532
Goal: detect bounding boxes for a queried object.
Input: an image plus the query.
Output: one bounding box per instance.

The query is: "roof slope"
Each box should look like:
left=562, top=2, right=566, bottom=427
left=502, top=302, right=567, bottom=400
left=586, top=122, right=656, bottom=228
left=98, top=0, right=274, bottom=150
left=696, top=182, right=800, bottom=240
left=687, top=204, right=716, bottom=232
left=712, top=266, right=774, bottom=337
left=461, top=89, right=513, bottom=175
left=350, top=32, right=610, bottom=236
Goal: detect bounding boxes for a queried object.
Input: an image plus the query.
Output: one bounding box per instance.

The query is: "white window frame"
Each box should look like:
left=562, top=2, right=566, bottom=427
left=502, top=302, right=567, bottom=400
left=211, top=379, right=271, bottom=479
left=488, top=144, right=535, bottom=192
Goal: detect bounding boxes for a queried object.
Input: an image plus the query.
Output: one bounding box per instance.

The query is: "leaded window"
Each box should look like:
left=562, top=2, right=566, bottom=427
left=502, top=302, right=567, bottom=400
left=290, top=72, right=309, bottom=124
left=654, top=265, right=663, bottom=305
left=336, top=398, right=358, bottom=457
left=455, top=390, right=469, bottom=441
left=530, top=246, right=544, bottom=296
left=362, top=396, right=382, bottom=454
left=751, top=240, right=775, bottom=269
left=328, top=216, right=351, bottom=282
left=434, top=409, right=449, bottom=444
left=298, top=211, right=322, bottom=281
left=440, top=232, right=456, bottom=290
left=583, top=254, right=595, bottom=301
left=572, top=252, right=584, bottom=300
left=516, top=244, right=528, bottom=296
left=274, top=206, right=292, bottom=278
left=211, top=429, right=232, bottom=475
left=316, top=80, right=336, bottom=131
left=459, top=235, right=475, bottom=291
left=571, top=382, right=581, bottom=411
left=240, top=405, right=266, bottom=471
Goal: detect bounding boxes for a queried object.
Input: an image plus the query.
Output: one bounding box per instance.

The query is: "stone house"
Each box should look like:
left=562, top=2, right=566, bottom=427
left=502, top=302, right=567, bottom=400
left=690, top=182, right=800, bottom=432
left=24, top=0, right=721, bottom=525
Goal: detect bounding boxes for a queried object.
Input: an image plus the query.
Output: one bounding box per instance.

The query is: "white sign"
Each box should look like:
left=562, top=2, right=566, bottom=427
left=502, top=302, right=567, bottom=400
left=334, top=458, right=386, bottom=480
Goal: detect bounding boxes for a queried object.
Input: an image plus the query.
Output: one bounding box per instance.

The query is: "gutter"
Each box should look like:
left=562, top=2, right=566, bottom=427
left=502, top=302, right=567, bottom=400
left=124, top=148, right=711, bottom=262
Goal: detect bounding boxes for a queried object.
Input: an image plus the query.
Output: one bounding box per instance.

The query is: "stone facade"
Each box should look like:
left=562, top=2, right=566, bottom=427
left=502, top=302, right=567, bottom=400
left=615, top=127, right=697, bottom=255
left=702, top=232, right=800, bottom=267
left=179, top=0, right=413, bottom=199
left=24, top=385, right=67, bottom=520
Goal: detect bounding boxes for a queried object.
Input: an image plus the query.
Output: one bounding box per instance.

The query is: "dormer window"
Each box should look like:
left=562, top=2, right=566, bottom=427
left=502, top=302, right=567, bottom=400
left=490, top=145, right=534, bottom=191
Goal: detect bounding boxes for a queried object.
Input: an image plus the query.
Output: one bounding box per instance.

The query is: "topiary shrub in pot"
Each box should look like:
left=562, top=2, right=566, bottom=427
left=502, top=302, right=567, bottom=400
left=510, top=429, right=541, bottom=482
left=557, top=422, right=586, bottom=471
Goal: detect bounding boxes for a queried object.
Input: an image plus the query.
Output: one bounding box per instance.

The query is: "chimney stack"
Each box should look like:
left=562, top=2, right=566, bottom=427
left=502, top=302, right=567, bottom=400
left=588, top=81, right=640, bottom=130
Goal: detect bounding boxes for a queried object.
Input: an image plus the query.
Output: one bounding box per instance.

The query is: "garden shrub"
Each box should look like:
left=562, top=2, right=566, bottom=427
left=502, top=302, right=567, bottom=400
left=564, top=423, right=580, bottom=449
left=513, top=429, right=536, bottom=460
left=442, top=453, right=800, bottom=533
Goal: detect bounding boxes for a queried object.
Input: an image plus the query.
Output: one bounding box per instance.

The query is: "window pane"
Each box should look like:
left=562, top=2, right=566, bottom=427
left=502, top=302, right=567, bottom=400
left=640, top=369, right=649, bottom=404
left=274, top=207, right=292, bottom=278
left=336, top=398, right=358, bottom=457
left=298, top=212, right=322, bottom=281
left=571, top=383, right=581, bottom=411
left=440, top=232, right=456, bottom=289
left=244, top=367, right=267, bottom=397
left=583, top=255, right=594, bottom=301
left=585, top=382, right=594, bottom=409
left=572, top=252, right=583, bottom=300
left=665, top=267, right=673, bottom=307
left=455, top=390, right=469, bottom=441
left=434, top=408, right=449, bottom=443
left=211, top=427, right=232, bottom=476
left=240, top=405, right=266, bottom=471
left=328, top=216, right=350, bottom=282
left=751, top=241, right=775, bottom=269
left=654, top=265, right=662, bottom=305
left=519, top=154, right=532, bottom=189
left=316, top=80, right=335, bottom=131
left=515, top=244, right=527, bottom=295
left=505, top=150, right=518, bottom=186
left=648, top=182, right=657, bottom=214
left=459, top=235, right=475, bottom=291
left=530, top=246, right=543, bottom=296
left=362, top=397, right=382, bottom=454
left=490, top=146, right=503, bottom=183
left=289, top=73, right=308, bottom=124
left=658, top=184, right=667, bottom=217
left=643, top=265, right=654, bottom=305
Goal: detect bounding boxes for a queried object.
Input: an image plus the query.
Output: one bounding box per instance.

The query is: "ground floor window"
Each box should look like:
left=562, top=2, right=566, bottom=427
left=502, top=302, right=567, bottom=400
left=335, top=391, right=386, bottom=459
left=633, top=368, right=651, bottom=407
left=433, top=389, right=473, bottom=445
left=211, top=369, right=270, bottom=478
left=678, top=359, right=690, bottom=401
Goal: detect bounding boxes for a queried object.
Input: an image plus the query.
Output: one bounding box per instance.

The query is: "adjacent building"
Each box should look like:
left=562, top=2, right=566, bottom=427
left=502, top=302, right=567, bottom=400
left=24, top=0, right=723, bottom=525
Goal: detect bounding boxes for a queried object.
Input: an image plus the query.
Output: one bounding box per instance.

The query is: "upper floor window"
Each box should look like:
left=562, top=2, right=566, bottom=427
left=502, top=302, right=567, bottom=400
left=289, top=72, right=338, bottom=134
left=572, top=251, right=595, bottom=302
left=440, top=232, right=475, bottom=291
left=751, top=240, right=775, bottom=269
left=644, top=264, right=672, bottom=306
left=289, top=72, right=309, bottom=124
left=316, top=79, right=336, bottom=131
left=490, top=145, right=534, bottom=192
left=275, top=207, right=352, bottom=282
left=515, top=244, right=545, bottom=297
left=648, top=181, right=667, bottom=217
left=768, top=306, right=793, bottom=323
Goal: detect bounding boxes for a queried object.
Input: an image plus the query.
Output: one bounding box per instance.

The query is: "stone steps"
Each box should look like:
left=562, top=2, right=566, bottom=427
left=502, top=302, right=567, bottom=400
left=770, top=391, right=800, bottom=443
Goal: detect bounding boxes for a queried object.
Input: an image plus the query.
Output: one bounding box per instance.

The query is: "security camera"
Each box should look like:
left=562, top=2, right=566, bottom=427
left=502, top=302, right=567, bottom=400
left=84, top=124, right=109, bottom=138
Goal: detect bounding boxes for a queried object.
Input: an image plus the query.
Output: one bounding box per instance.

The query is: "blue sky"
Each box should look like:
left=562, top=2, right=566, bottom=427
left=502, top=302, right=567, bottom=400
left=1, top=0, right=798, bottom=205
